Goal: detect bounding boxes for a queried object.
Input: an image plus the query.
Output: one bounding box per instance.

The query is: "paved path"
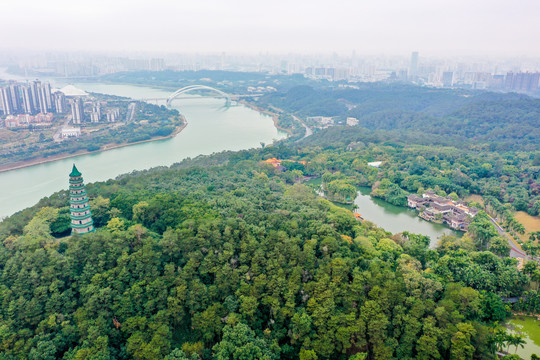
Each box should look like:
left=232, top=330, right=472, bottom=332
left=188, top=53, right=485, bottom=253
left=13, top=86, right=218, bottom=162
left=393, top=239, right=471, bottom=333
left=488, top=214, right=529, bottom=260
left=292, top=115, right=312, bottom=140
left=266, top=105, right=313, bottom=140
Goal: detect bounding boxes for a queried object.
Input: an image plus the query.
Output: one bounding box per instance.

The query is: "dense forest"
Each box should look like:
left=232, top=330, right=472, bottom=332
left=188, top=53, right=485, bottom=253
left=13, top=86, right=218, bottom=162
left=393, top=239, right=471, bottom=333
left=1, top=128, right=539, bottom=359
left=259, top=84, right=540, bottom=151
left=1, top=74, right=540, bottom=359
left=291, top=127, right=540, bottom=218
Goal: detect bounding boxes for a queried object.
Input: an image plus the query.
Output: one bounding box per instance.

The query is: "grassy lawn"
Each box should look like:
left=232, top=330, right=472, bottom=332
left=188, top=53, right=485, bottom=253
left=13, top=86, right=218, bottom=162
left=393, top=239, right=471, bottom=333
left=515, top=211, right=540, bottom=242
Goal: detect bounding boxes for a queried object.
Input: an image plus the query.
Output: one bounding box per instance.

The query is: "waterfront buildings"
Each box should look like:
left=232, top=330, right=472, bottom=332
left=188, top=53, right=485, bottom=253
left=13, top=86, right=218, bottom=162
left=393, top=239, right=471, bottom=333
left=69, top=164, right=94, bottom=234
left=0, top=80, right=54, bottom=115
left=407, top=191, right=479, bottom=231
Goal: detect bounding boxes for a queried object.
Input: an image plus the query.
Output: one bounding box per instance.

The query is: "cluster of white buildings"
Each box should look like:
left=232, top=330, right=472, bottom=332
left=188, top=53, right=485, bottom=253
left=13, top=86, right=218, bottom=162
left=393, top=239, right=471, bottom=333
left=60, top=127, right=81, bottom=139
left=246, top=86, right=277, bottom=93
left=346, top=117, right=358, bottom=126
left=306, top=116, right=334, bottom=128
left=61, top=86, right=120, bottom=125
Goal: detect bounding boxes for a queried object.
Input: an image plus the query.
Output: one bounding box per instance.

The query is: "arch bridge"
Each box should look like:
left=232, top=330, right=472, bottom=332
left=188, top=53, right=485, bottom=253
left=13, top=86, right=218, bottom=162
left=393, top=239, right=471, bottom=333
left=166, top=85, right=231, bottom=107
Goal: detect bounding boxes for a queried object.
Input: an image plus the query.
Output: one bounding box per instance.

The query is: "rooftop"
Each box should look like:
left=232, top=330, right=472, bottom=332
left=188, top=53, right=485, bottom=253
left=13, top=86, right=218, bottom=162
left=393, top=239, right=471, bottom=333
left=59, top=85, right=88, bottom=97
left=69, top=164, right=82, bottom=177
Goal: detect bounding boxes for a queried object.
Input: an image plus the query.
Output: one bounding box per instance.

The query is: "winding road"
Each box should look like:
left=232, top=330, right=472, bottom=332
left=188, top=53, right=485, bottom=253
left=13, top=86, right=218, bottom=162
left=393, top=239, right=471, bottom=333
left=293, top=115, right=312, bottom=140
left=487, top=214, right=529, bottom=260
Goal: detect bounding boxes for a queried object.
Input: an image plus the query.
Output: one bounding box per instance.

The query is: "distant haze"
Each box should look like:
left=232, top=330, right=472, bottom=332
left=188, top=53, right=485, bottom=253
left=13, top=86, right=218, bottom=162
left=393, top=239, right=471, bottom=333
left=1, top=0, right=540, bottom=56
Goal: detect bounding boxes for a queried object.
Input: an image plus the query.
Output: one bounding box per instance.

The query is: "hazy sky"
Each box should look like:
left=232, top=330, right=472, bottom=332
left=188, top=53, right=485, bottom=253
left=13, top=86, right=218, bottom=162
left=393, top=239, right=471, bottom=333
left=1, top=0, right=539, bottom=56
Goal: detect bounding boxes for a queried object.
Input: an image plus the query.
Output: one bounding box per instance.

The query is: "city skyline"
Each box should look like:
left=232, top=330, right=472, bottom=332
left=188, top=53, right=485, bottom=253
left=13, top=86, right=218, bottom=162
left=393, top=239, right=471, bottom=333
left=1, top=0, right=540, bottom=56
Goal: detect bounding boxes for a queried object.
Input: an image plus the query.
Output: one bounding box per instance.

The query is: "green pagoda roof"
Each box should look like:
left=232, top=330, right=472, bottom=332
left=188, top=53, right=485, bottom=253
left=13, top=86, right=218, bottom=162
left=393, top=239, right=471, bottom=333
left=69, top=164, right=82, bottom=177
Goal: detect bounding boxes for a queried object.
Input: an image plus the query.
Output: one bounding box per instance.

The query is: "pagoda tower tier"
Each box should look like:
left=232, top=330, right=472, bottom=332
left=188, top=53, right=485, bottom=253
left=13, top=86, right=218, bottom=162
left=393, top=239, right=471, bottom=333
left=69, top=164, right=94, bottom=234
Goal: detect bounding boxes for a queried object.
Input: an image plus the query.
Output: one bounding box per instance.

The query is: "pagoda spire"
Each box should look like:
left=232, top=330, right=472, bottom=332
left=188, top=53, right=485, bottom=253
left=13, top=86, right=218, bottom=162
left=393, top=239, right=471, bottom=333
left=70, top=164, right=81, bottom=177
left=69, top=164, right=94, bottom=234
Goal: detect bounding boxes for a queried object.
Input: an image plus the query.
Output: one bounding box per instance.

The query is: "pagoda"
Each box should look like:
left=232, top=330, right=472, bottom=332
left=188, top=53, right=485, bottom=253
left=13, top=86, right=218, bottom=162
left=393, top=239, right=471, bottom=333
left=69, top=164, right=95, bottom=234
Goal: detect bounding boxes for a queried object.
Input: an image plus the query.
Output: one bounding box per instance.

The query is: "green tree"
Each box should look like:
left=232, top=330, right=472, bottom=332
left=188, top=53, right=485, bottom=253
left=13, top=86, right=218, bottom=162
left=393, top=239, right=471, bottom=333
left=212, top=323, right=279, bottom=360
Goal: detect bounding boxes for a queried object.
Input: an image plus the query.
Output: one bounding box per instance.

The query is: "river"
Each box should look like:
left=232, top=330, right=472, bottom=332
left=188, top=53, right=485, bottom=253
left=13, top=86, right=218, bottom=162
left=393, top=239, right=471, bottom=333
left=354, top=187, right=462, bottom=247
left=0, top=77, right=464, bottom=244
left=0, top=82, right=287, bottom=219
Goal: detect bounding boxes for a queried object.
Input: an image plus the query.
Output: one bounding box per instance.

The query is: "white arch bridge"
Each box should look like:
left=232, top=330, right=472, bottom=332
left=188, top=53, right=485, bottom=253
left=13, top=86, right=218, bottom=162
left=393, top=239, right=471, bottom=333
left=136, top=85, right=262, bottom=107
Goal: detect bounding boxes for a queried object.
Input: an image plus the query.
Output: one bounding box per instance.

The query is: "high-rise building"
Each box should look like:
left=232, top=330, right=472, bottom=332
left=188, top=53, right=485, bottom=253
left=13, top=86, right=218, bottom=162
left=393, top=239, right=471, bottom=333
left=442, top=72, right=454, bottom=87
left=315, top=67, right=326, bottom=76
left=71, top=98, right=84, bottom=124
left=0, top=79, right=58, bottom=116
left=505, top=72, right=540, bottom=92
left=54, top=92, right=67, bottom=113
left=43, top=82, right=53, bottom=111
left=30, top=80, right=53, bottom=113
left=91, top=102, right=101, bottom=122
left=106, top=108, right=120, bottom=122
left=20, top=86, right=35, bottom=114
left=8, top=83, right=22, bottom=113
left=409, top=51, right=419, bottom=80
left=69, top=165, right=94, bottom=234
left=398, top=69, right=408, bottom=81
left=0, top=87, right=14, bottom=115
left=29, top=81, right=40, bottom=111
left=149, top=58, right=165, bottom=71
left=326, top=68, right=336, bottom=79
left=37, top=85, right=48, bottom=113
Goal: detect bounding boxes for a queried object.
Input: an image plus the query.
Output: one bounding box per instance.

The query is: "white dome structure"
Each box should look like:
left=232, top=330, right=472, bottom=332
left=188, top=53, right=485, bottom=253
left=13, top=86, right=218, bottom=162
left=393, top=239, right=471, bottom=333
left=59, top=85, right=88, bottom=96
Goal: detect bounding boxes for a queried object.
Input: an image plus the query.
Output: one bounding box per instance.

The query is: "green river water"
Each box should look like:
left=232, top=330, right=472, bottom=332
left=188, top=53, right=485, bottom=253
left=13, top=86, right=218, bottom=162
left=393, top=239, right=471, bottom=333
left=0, top=82, right=286, bottom=219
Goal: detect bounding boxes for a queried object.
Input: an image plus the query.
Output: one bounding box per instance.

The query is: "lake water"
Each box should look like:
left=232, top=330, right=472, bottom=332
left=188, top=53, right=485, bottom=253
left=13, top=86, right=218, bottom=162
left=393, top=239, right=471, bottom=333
left=507, top=316, right=540, bottom=359
left=354, top=187, right=462, bottom=247
left=0, top=82, right=287, bottom=219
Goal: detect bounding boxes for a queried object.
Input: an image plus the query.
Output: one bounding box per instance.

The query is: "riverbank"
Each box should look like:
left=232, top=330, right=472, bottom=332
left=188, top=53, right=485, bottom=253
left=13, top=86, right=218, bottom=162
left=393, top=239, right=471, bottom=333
left=0, top=116, right=188, bottom=174
left=239, top=100, right=293, bottom=136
